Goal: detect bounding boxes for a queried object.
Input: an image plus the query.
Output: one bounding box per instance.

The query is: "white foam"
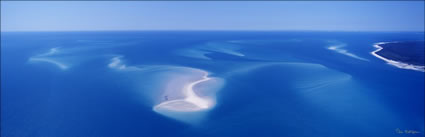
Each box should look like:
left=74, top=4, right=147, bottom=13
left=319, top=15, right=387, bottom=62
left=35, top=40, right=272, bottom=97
left=371, top=42, right=425, bottom=72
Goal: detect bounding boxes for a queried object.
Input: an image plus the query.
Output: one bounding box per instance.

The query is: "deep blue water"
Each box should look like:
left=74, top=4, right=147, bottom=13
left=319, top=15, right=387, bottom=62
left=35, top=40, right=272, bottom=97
left=1, top=31, right=424, bottom=137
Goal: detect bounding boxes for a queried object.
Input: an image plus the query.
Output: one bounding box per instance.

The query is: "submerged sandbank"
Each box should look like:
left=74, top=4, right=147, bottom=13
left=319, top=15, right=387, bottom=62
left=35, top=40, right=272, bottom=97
left=28, top=57, right=68, bottom=70
left=28, top=48, right=69, bottom=70
left=151, top=69, right=223, bottom=124
left=327, top=42, right=369, bottom=61
left=153, top=70, right=215, bottom=112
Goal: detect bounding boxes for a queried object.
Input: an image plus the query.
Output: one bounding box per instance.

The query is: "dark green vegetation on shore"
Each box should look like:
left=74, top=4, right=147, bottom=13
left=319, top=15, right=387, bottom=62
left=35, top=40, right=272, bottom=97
left=377, top=41, right=425, bottom=66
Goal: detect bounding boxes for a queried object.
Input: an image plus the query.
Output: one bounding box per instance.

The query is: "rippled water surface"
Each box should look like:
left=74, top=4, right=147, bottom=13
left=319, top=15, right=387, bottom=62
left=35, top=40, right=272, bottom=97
left=1, top=31, right=424, bottom=137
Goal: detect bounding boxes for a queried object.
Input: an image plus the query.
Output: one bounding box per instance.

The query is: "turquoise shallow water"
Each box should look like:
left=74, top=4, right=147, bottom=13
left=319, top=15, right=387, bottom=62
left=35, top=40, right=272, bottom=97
left=1, top=31, right=424, bottom=137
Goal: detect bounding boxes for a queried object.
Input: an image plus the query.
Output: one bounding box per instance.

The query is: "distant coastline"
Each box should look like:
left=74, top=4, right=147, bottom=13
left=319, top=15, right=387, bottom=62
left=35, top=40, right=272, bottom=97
left=371, top=41, right=425, bottom=72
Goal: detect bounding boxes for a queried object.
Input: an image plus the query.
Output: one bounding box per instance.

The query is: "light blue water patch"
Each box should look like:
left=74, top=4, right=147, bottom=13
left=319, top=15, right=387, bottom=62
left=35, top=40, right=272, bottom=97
left=2, top=31, right=423, bottom=137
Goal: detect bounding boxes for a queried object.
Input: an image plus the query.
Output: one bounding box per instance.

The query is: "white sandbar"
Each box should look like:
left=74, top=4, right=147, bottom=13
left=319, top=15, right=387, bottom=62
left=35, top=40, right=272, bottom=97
left=153, top=71, right=213, bottom=112
left=327, top=45, right=369, bottom=61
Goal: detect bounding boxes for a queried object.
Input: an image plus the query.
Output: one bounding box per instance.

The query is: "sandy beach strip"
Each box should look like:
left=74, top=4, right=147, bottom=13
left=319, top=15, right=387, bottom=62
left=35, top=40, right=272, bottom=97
left=153, top=70, right=214, bottom=112
left=371, top=42, right=424, bottom=72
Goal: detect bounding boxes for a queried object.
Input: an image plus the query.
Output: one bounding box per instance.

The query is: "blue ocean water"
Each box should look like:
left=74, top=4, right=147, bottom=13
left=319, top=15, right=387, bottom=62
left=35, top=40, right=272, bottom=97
left=1, top=31, right=424, bottom=137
